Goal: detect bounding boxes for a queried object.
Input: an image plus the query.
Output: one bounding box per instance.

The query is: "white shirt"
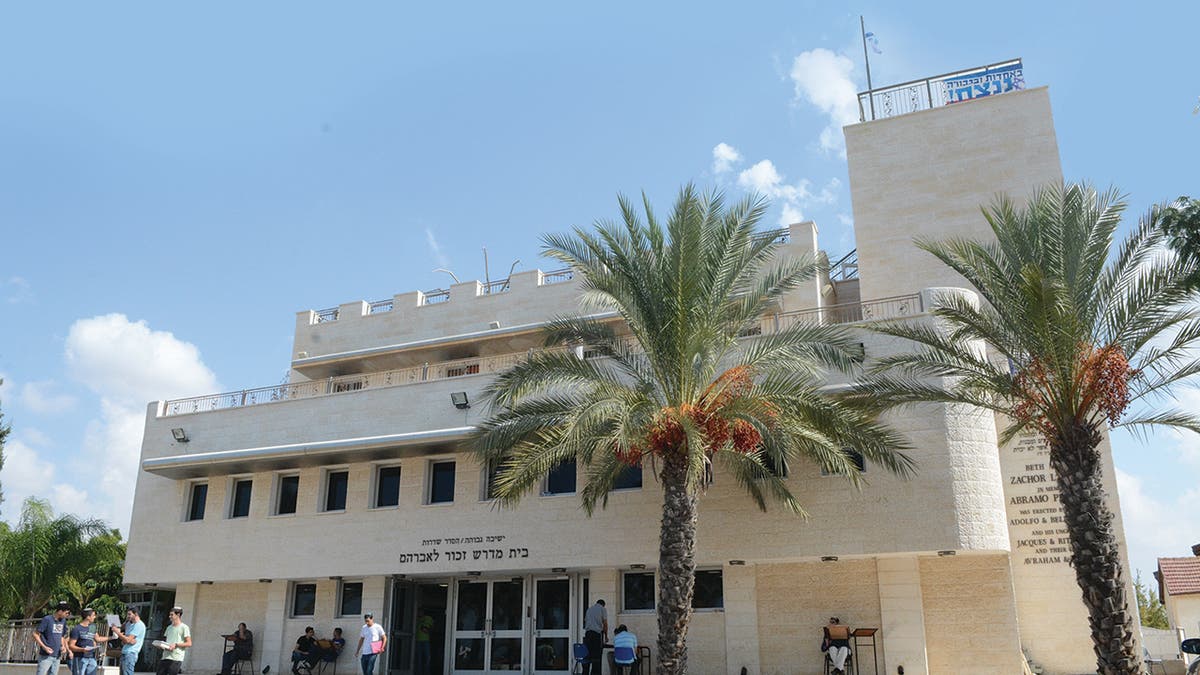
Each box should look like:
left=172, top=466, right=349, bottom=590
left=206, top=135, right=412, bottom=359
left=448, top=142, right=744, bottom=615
left=359, top=624, right=385, bottom=654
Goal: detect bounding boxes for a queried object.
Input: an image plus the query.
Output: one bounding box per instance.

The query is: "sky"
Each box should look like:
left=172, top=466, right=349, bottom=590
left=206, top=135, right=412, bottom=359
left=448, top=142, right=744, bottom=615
left=0, top=1, right=1197, bottom=581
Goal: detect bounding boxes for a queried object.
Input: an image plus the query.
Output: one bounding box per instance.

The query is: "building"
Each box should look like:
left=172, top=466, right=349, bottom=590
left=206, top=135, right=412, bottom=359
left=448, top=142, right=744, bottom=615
left=124, top=61, right=1137, bottom=675
left=1157, top=546, right=1200, bottom=658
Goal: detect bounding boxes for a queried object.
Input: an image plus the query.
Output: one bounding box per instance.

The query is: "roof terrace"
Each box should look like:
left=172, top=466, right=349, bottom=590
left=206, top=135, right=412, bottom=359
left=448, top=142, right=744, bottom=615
left=857, top=58, right=1024, bottom=122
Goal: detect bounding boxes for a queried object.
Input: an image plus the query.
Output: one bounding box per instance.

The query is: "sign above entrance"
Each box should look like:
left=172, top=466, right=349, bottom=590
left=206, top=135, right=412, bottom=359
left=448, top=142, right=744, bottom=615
left=399, top=533, right=530, bottom=567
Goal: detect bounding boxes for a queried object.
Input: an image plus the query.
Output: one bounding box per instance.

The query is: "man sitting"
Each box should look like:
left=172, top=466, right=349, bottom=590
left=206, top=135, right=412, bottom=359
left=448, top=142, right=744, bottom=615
left=220, top=623, right=253, bottom=675
left=292, top=627, right=318, bottom=674
left=823, top=617, right=851, bottom=675
left=612, top=625, right=638, bottom=675
left=313, top=628, right=345, bottom=670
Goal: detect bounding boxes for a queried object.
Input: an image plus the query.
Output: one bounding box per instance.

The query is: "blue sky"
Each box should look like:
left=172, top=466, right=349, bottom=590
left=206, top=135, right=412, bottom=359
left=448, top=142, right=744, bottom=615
left=0, top=2, right=1197, bottom=579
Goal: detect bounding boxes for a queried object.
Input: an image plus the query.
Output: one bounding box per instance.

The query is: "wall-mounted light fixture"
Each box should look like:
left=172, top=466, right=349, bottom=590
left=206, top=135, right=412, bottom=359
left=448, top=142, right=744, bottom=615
left=467, top=571, right=482, bottom=577
left=820, top=556, right=839, bottom=562
left=552, top=567, right=567, bottom=574
left=728, top=560, right=746, bottom=566
left=937, top=550, right=956, bottom=557
left=171, top=428, right=189, bottom=443
left=629, top=564, right=646, bottom=570
left=258, top=579, right=273, bottom=583
left=451, top=392, right=471, bottom=410
left=488, top=321, right=501, bottom=330
left=145, top=583, right=158, bottom=588
left=200, top=580, right=214, bottom=585
left=329, top=576, right=343, bottom=581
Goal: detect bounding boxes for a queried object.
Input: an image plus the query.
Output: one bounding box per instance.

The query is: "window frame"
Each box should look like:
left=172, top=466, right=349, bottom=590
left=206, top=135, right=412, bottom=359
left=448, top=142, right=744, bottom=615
left=291, top=582, right=317, bottom=618
left=372, top=464, right=402, bottom=510
left=185, top=481, right=208, bottom=522
left=337, top=580, right=364, bottom=618
left=321, top=467, right=350, bottom=513
left=481, top=460, right=503, bottom=501
left=272, top=472, right=301, bottom=516
left=228, top=476, right=253, bottom=519
left=427, top=460, right=457, bottom=505
left=542, top=459, right=577, bottom=496
left=692, top=569, right=724, bottom=611
left=621, top=571, right=656, bottom=613
left=612, top=464, right=643, bottom=491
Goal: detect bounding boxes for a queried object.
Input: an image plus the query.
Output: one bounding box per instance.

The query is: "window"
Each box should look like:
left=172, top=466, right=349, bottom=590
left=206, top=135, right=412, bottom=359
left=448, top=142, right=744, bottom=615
left=693, top=570, right=724, bottom=609
left=821, top=448, right=866, bottom=476
left=762, top=452, right=788, bottom=478
left=292, top=583, right=316, bottom=617
left=622, top=572, right=655, bottom=611
left=229, top=479, right=252, bottom=518
left=613, top=465, right=643, bottom=490
left=324, top=470, right=349, bottom=512
left=544, top=460, right=576, bottom=495
left=483, top=461, right=503, bottom=501
left=429, top=461, right=456, bottom=504
left=276, top=474, right=300, bottom=515
left=375, top=466, right=401, bottom=508
left=339, top=581, right=363, bottom=617
left=187, top=483, right=208, bottom=521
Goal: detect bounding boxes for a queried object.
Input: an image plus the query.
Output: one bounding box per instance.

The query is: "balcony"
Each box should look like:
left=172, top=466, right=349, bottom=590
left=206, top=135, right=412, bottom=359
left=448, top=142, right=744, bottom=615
left=161, top=292, right=922, bottom=418
left=857, top=58, right=1024, bottom=122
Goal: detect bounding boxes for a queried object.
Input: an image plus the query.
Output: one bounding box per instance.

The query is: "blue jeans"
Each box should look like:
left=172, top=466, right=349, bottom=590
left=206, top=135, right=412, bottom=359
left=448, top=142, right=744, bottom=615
left=415, top=642, right=430, bottom=675
left=71, top=657, right=97, bottom=675
left=36, top=654, right=62, bottom=675
left=359, top=652, right=378, bottom=675
left=121, top=652, right=137, bottom=675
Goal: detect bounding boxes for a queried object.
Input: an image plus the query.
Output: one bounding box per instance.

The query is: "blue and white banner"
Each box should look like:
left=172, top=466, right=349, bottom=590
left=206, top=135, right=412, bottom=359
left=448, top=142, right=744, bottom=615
left=942, top=62, right=1025, bottom=104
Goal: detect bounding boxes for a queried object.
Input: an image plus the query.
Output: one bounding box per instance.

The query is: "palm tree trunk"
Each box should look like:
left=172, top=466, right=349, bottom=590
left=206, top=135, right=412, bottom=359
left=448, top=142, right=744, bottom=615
left=1049, top=423, right=1143, bottom=675
left=656, top=454, right=698, bottom=675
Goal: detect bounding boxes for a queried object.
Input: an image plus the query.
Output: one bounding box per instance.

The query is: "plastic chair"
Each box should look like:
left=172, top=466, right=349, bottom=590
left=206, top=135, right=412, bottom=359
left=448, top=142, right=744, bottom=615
left=612, top=646, right=637, bottom=675
left=570, top=643, right=589, bottom=674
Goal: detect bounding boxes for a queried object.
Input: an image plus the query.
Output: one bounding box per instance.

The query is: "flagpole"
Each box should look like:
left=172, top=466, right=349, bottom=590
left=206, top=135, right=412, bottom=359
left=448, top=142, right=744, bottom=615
left=860, top=15, right=875, bottom=120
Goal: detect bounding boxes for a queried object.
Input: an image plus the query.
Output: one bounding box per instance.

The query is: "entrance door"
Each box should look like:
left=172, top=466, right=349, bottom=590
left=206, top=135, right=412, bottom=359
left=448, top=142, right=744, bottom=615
left=452, top=578, right=525, bottom=673
left=389, top=580, right=415, bottom=674
left=532, top=577, right=572, bottom=674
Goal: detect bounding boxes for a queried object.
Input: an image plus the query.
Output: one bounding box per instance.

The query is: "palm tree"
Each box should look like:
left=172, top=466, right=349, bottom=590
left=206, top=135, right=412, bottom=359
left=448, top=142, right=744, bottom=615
left=0, top=497, right=111, bottom=618
left=853, top=183, right=1200, bottom=675
left=473, top=185, right=913, bottom=675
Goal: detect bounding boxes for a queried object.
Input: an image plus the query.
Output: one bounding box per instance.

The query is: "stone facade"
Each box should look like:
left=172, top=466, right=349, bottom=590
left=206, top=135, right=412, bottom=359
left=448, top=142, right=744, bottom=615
left=125, top=84, right=1133, bottom=675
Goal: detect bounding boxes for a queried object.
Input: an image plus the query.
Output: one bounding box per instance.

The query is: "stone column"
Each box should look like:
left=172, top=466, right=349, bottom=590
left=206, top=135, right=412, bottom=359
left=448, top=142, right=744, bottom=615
left=877, top=556, right=929, bottom=675
left=722, top=563, right=760, bottom=675
left=260, top=581, right=289, bottom=675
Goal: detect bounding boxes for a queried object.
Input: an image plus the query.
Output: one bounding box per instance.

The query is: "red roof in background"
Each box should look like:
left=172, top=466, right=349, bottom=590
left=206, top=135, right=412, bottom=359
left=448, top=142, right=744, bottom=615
left=1158, top=557, right=1200, bottom=597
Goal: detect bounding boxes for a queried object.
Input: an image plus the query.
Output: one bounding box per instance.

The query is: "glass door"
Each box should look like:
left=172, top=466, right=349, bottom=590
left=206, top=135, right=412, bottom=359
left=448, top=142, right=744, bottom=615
left=532, top=577, right=572, bottom=674
left=389, top=580, right=415, bottom=675
left=452, top=579, right=526, bottom=673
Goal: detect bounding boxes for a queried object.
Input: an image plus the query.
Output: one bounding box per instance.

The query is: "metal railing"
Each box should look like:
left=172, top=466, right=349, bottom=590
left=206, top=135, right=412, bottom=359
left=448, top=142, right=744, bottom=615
left=162, top=293, right=925, bottom=417
left=753, top=228, right=791, bottom=244
left=481, top=279, right=510, bottom=295
left=368, top=299, right=394, bottom=314
left=858, top=58, right=1023, bottom=122
left=829, top=250, right=858, bottom=282
left=0, top=619, right=40, bottom=663
left=541, top=268, right=574, bottom=285
left=421, top=289, right=450, bottom=305
left=315, top=308, right=340, bottom=323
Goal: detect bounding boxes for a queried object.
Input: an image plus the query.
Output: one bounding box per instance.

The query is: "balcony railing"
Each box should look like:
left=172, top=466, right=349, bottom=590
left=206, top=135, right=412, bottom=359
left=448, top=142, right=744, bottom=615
left=161, top=293, right=922, bottom=417
left=829, top=249, right=858, bottom=282
left=858, top=58, right=1024, bottom=122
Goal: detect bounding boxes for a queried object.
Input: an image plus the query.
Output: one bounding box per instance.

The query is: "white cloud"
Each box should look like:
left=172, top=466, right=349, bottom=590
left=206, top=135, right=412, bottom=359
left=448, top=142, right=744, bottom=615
left=425, top=228, right=449, bottom=269
left=0, top=438, right=70, bottom=521
left=1115, top=468, right=1200, bottom=577
left=737, top=159, right=815, bottom=226
left=790, top=48, right=860, bottom=156
left=712, top=142, right=743, bottom=175
left=61, top=314, right=219, bottom=532
left=779, top=203, right=805, bottom=227
left=20, top=380, right=77, bottom=414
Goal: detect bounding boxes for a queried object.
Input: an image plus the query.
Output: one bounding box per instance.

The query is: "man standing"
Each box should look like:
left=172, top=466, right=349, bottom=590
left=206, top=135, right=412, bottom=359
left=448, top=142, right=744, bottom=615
left=156, top=607, right=191, bottom=675
left=582, top=599, right=607, bottom=675
left=414, top=609, right=433, bottom=675
left=353, top=613, right=386, bottom=675
left=33, top=601, right=72, bottom=675
left=67, top=609, right=109, bottom=675
left=110, top=607, right=145, bottom=675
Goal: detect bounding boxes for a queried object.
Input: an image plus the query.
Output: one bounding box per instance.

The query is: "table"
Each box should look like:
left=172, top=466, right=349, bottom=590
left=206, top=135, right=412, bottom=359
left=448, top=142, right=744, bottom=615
left=851, top=628, right=879, bottom=675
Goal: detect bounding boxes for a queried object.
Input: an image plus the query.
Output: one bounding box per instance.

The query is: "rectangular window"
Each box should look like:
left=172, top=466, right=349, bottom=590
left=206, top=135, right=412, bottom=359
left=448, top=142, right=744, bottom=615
left=292, top=583, right=316, bottom=617
left=613, top=465, right=643, bottom=490
left=483, top=461, right=503, bottom=501
left=276, top=475, right=300, bottom=515
left=622, top=572, right=655, bottom=612
left=544, top=459, right=576, bottom=495
left=325, top=470, right=349, bottom=512
left=429, top=461, right=456, bottom=504
left=692, top=570, right=724, bottom=609
left=187, top=483, right=208, bottom=521
left=339, top=582, right=363, bottom=617
left=230, top=479, right=252, bottom=518
left=375, top=466, right=401, bottom=508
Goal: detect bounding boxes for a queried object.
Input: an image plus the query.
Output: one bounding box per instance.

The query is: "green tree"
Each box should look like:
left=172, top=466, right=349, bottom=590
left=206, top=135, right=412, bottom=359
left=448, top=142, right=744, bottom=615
left=1135, top=571, right=1169, bottom=629
left=474, top=186, right=913, bottom=675
left=0, top=497, right=111, bottom=618
left=1158, top=196, right=1200, bottom=289
left=0, top=377, right=9, bottom=514
left=854, top=183, right=1200, bottom=675
left=57, top=529, right=126, bottom=615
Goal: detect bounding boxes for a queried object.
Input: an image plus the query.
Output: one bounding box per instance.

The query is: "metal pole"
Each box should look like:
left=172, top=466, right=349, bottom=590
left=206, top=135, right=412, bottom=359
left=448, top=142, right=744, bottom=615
left=860, top=16, right=875, bottom=120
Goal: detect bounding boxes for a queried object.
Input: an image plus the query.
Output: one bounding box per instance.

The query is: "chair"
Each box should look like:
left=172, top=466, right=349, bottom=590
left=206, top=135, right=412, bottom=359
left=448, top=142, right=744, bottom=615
left=570, top=643, right=589, bottom=674
left=612, top=646, right=637, bottom=675
left=824, top=649, right=854, bottom=675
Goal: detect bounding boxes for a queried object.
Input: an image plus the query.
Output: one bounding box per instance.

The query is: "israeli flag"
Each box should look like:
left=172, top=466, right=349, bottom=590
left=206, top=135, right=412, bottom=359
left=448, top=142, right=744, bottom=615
left=864, top=31, right=882, bottom=54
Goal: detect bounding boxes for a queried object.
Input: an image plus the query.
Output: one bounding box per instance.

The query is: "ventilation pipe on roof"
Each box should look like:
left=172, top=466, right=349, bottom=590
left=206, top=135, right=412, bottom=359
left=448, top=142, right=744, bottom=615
left=1191, top=543, right=1200, bottom=557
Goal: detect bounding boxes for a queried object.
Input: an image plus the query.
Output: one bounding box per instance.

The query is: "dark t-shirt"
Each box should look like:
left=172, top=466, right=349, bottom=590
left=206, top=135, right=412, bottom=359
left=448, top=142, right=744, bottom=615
left=296, top=636, right=316, bottom=653
left=37, top=615, right=67, bottom=656
left=70, top=625, right=96, bottom=654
